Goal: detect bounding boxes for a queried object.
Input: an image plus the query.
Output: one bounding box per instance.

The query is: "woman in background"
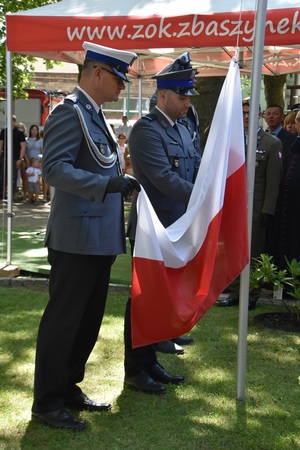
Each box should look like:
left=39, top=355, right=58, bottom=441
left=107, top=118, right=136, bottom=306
left=17, top=122, right=28, bottom=200
left=283, top=111, right=297, bottom=135
left=25, top=124, right=46, bottom=202
left=116, top=132, right=127, bottom=173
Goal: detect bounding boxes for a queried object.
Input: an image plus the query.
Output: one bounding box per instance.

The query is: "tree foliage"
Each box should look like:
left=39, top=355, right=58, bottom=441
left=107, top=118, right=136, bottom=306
left=263, top=74, right=287, bottom=108
left=0, top=0, right=58, bottom=98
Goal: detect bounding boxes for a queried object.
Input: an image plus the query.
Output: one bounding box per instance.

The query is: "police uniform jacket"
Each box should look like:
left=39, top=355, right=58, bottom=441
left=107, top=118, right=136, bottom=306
left=42, top=87, right=126, bottom=255
left=179, top=104, right=202, bottom=157
left=127, top=106, right=200, bottom=238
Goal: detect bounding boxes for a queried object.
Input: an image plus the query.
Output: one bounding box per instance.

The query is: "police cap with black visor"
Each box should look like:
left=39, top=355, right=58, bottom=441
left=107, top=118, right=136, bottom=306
left=152, top=52, right=199, bottom=96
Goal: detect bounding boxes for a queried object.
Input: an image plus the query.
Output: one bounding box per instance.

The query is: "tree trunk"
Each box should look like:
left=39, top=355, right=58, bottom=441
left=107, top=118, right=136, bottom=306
left=192, top=76, right=225, bottom=148
left=263, top=74, right=287, bottom=108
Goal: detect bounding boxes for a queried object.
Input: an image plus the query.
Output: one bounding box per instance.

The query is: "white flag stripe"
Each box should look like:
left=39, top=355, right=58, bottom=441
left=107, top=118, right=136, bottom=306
left=134, top=58, right=245, bottom=268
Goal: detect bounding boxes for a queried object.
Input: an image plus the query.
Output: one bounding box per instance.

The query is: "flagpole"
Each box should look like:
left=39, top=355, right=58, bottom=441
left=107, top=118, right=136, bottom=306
left=237, top=0, right=268, bottom=401
left=5, top=50, right=13, bottom=265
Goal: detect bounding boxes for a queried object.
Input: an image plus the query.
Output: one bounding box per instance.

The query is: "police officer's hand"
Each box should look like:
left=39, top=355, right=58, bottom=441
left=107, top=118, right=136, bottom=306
left=260, top=213, right=273, bottom=228
left=106, top=174, right=141, bottom=198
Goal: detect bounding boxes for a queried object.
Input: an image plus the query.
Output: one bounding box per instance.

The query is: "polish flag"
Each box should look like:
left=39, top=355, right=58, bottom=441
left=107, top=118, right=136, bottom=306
left=131, top=58, right=249, bottom=348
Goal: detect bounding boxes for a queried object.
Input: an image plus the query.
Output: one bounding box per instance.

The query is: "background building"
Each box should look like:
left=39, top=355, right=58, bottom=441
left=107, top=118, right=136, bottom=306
left=31, top=59, right=156, bottom=128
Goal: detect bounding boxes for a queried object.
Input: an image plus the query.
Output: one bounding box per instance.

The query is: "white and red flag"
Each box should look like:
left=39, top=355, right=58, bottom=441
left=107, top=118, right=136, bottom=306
left=131, top=58, right=249, bottom=348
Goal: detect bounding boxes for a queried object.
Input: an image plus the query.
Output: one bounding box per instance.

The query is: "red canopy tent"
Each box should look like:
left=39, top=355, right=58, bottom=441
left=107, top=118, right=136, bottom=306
left=5, top=0, right=300, bottom=77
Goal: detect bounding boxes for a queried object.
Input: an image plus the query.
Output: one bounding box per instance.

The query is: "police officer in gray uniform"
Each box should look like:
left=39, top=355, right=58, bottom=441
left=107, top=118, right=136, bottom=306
left=124, top=53, right=201, bottom=394
left=31, top=42, right=140, bottom=431
left=147, top=90, right=201, bottom=355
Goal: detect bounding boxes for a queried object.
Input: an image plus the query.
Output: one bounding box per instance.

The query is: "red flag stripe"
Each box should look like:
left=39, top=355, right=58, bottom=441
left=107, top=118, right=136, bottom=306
left=131, top=163, right=248, bottom=347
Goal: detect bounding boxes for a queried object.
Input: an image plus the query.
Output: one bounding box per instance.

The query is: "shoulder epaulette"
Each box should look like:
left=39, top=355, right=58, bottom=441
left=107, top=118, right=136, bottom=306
left=142, top=113, right=157, bottom=122
left=64, top=93, right=79, bottom=104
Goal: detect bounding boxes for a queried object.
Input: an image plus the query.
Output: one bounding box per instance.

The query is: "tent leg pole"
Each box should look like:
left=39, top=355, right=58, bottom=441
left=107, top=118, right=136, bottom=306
left=138, top=77, right=142, bottom=118
left=5, top=50, right=13, bottom=265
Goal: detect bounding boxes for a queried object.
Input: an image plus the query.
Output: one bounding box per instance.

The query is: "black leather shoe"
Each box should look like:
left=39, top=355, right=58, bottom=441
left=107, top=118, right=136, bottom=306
left=216, top=297, right=239, bottom=307
left=124, top=370, right=166, bottom=394
left=31, top=408, right=86, bottom=431
left=156, top=340, right=184, bottom=355
left=172, top=336, right=194, bottom=346
left=65, top=393, right=111, bottom=412
left=147, top=363, right=184, bottom=384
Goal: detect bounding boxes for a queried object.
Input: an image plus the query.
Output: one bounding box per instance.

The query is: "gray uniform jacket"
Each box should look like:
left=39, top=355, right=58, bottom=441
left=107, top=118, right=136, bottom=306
left=127, top=106, right=200, bottom=239
left=42, top=87, right=126, bottom=255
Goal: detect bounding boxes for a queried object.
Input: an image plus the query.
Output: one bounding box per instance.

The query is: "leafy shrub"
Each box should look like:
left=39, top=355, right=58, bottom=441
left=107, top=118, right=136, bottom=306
left=250, top=254, right=300, bottom=319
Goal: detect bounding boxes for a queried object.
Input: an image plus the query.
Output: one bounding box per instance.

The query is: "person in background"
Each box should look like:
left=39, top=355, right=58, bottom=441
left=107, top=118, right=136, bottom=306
left=25, top=125, right=44, bottom=201
left=283, top=111, right=297, bottom=135
left=17, top=122, right=28, bottom=200
left=116, top=132, right=127, bottom=172
left=17, top=122, right=27, bottom=136
left=0, top=115, right=26, bottom=200
left=26, top=156, right=41, bottom=205
left=116, top=115, right=132, bottom=139
left=123, top=144, right=133, bottom=176
left=124, top=52, right=200, bottom=394
left=218, top=99, right=283, bottom=310
left=26, top=124, right=43, bottom=161
left=31, top=41, right=139, bottom=431
left=272, top=110, right=300, bottom=269
left=264, top=103, right=295, bottom=146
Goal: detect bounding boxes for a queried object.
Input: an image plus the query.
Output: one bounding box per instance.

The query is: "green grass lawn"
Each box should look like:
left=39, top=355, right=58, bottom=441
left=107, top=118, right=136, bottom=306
left=0, top=229, right=132, bottom=285
left=0, top=285, right=299, bottom=450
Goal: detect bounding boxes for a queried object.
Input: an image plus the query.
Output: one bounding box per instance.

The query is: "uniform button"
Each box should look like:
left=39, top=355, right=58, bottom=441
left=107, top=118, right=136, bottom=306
left=90, top=197, right=95, bottom=202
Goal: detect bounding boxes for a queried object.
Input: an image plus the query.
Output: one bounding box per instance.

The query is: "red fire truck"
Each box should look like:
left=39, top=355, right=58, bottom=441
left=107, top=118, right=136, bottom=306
left=0, top=88, right=65, bottom=131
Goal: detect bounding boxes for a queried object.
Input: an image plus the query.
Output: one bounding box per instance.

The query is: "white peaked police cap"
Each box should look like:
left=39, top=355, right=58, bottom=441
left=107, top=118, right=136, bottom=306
left=83, top=42, right=137, bottom=82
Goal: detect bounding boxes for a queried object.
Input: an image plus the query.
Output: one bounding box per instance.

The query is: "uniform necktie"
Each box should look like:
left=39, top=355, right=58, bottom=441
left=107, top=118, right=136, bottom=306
left=173, top=122, right=183, bottom=145
left=98, top=108, right=106, bottom=125
left=173, top=122, right=179, bottom=133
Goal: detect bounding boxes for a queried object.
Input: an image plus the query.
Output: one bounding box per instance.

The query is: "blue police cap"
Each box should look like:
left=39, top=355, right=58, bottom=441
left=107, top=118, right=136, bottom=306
left=83, top=42, right=137, bottom=83
left=152, top=52, right=199, bottom=96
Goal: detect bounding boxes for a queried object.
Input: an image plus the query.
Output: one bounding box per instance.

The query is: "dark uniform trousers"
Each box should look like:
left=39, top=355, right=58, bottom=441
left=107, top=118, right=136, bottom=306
left=124, top=239, right=158, bottom=377
left=124, top=300, right=158, bottom=376
left=32, top=248, right=115, bottom=413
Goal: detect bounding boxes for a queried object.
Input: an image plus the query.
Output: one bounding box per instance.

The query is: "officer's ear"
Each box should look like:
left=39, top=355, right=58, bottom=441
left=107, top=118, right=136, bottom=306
left=159, top=89, right=168, bottom=103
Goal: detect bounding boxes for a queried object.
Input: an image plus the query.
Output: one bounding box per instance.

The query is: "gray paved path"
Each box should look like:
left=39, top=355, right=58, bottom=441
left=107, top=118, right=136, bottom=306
left=0, top=196, right=50, bottom=231
left=0, top=195, right=129, bottom=291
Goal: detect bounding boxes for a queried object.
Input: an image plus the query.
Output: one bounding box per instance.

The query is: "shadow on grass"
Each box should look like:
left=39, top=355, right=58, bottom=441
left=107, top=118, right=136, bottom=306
left=0, top=287, right=299, bottom=450
left=0, top=229, right=132, bottom=284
